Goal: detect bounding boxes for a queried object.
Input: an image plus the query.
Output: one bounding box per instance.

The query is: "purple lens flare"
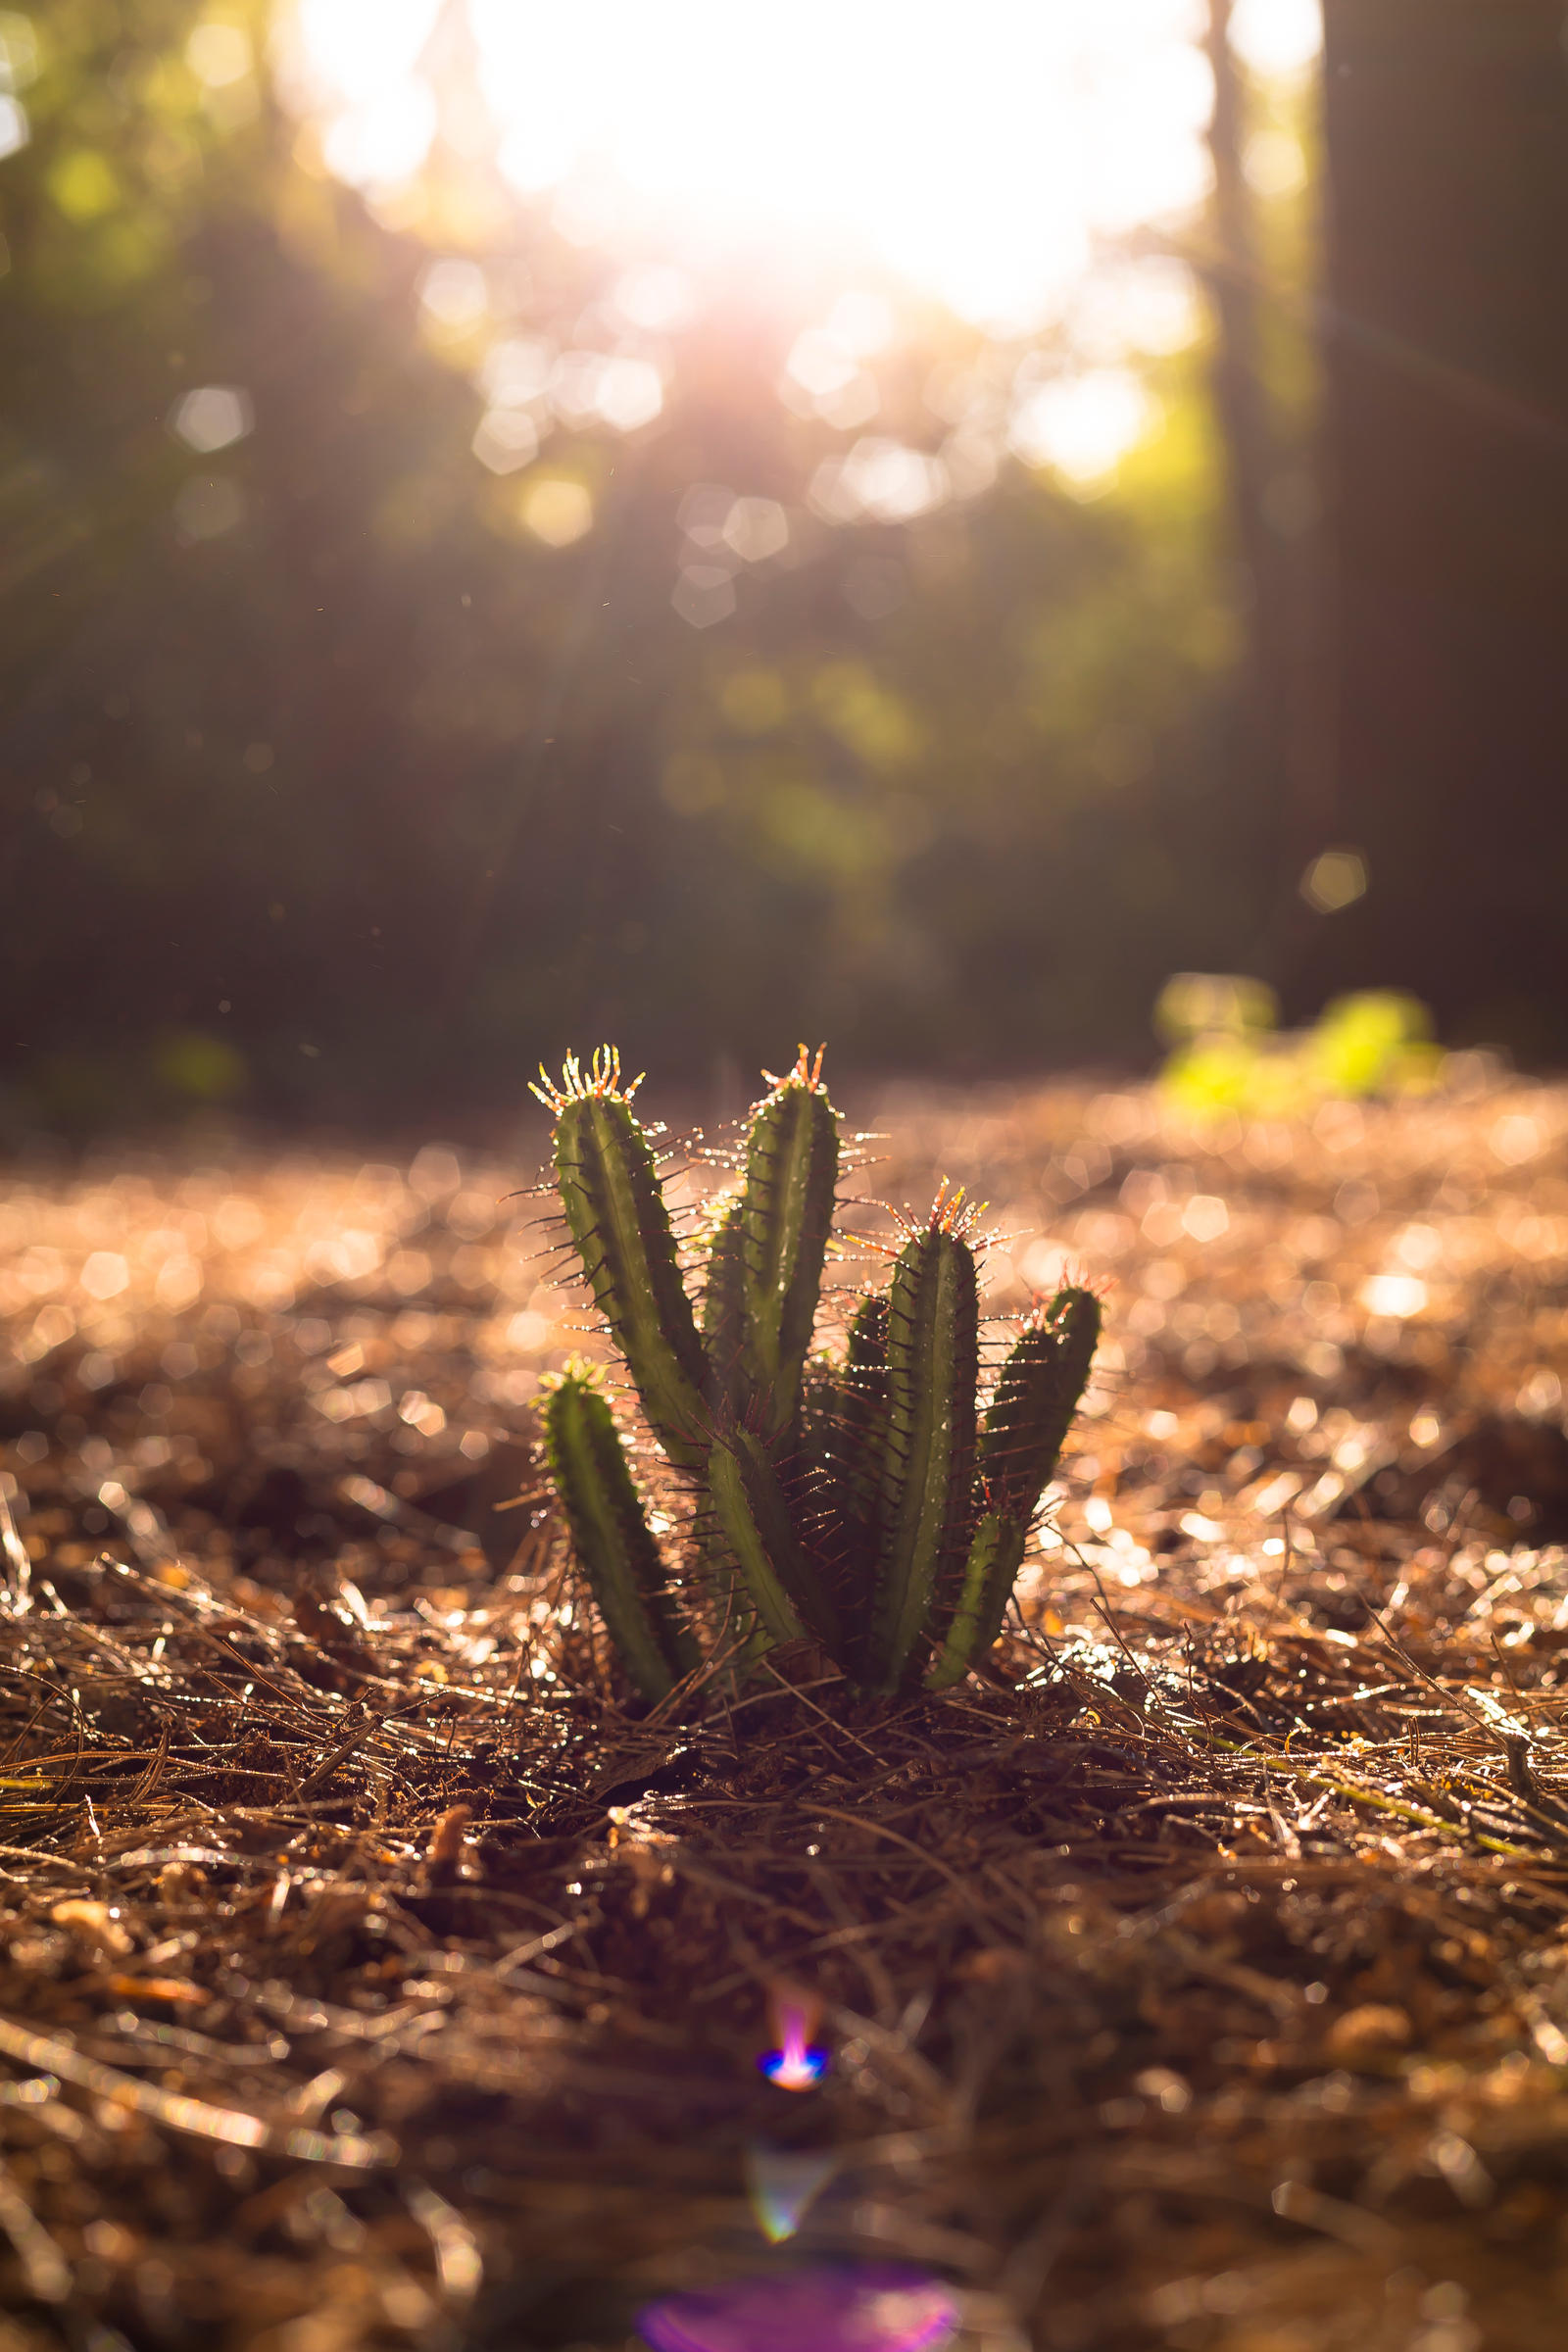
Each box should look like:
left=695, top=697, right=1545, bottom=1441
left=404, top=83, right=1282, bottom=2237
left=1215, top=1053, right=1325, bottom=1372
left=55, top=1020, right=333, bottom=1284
left=638, top=2263, right=960, bottom=2352
left=757, top=2039, right=830, bottom=2090
left=757, top=1989, right=829, bottom=2089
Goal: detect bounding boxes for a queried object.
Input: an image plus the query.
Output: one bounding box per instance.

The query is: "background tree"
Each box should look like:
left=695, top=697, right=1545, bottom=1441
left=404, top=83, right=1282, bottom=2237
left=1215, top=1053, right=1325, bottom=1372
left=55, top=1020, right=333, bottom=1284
left=1200, top=0, right=1331, bottom=953
left=9, top=0, right=1560, bottom=1136
left=1316, top=0, right=1568, bottom=1055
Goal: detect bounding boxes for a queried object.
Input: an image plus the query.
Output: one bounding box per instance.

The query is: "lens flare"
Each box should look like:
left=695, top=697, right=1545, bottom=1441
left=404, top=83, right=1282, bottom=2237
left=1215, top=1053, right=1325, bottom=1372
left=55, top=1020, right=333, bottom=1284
left=638, top=2263, right=959, bottom=2352
left=757, top=1985, right=828, bottom=2091
left=745, top=2143, right=837, bottom=2243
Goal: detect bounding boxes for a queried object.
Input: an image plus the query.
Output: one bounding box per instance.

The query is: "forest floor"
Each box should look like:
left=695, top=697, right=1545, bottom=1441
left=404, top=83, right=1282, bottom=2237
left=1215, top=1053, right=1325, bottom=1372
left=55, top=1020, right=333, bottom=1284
left=1, top=1068, right=1568, bottom=2352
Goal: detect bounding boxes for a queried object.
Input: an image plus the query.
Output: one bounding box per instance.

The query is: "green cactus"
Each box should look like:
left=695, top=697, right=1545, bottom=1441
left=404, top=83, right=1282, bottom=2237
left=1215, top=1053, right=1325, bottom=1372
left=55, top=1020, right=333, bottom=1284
left=867, top=1191, right=981, bottom=1691
left=923, top=1512, right=1030, bottom=1695
left=832, top=1293, right=890, bottom=1575
left=720, top=1057, right=839, bottom=1439
left=923, top=1285, right=1102, bottom=1690
left=543, top=1047, right=711, bottom=1474
left=708, top=1423, right=842, bottom=1653
left=543, top=1366, right=700, bottom=1702
left=532, top=1047, right=1101, bottom=1707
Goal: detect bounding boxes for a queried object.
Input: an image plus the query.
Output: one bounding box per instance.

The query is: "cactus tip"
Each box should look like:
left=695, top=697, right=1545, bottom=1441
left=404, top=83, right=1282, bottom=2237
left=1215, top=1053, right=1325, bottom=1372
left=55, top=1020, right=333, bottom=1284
left=538, top=1352, right=606, bottom=1396
left=760, top=1043, right=828, bottom=1098
left=532, top=1047, right=646, bottom=1115
left=894, top=1179, right=986, bottom=1246
left=1027, top=1267, right=1112, bottom=1321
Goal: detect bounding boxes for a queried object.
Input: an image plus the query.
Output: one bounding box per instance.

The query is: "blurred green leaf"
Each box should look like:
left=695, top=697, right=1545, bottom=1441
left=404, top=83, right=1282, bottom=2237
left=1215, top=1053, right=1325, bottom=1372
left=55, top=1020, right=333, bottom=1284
left=1158, top=982, right=1447, bottom=1115
left=155, top=1029, right=248, bottom=1102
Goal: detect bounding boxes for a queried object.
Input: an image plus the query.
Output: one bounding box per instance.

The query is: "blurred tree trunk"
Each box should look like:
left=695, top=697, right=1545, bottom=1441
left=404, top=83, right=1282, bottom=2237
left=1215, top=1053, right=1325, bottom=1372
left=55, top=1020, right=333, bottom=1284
left=1316, top=0, right=1568, bottom=1052
left=1202, top=0, right=1331, bottom=964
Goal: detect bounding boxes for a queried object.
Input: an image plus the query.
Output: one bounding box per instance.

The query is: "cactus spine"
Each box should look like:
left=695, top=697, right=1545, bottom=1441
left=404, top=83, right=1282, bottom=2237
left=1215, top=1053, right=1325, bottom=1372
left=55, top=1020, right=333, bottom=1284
left=534, top=1049, right=1101, bottom=1710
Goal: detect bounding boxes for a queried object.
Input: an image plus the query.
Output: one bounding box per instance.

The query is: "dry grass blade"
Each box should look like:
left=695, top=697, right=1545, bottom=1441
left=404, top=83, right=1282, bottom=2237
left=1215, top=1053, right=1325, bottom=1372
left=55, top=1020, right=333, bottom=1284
left=0, top=2014, right=394, bottom=2168
left=0, top=2151, right=70, bottom=2304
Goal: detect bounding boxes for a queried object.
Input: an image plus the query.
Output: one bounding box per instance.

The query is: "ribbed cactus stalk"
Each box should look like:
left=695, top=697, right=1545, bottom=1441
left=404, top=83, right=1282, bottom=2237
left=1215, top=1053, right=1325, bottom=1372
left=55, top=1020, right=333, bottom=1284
left=834, top=1294, right=890, bottom=1551
left=723, top=1054, right=839, bottom=1439
left=543, top=1367, right=700, bottom=1702
left=538, top=1048, right=710, bottom=1473
left=532, top=1048, right=1101, bottom=1711
left=708, top=1424, right=842, bottom=1652
left=922, top=1513, right=1030, bottom=1695
left=867, top=1189, right=980, bottom=1692
left=924, top=1284, right=1102, bottom=1690
left=979, top=1288, right=1102, bottom=1522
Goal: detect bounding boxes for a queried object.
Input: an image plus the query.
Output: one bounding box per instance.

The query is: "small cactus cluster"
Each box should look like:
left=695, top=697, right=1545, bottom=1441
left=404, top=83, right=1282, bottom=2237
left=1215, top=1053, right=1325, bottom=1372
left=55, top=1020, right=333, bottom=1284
left=533, top=1048, right=1101, bottom=1704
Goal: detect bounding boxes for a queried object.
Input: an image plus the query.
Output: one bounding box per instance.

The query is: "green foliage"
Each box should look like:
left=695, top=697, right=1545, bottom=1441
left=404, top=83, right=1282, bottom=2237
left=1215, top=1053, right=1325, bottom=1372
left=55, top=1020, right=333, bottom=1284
left=535, top=1050, right=1101, bottom=1705
left=0, top=0, right=1288, bottom=1132
left=153, top=1029, right=247, bottom=1102
left=1304, top=994, right=1444, bottom=1101
left=1157, top=977, right=1446, bottom=1117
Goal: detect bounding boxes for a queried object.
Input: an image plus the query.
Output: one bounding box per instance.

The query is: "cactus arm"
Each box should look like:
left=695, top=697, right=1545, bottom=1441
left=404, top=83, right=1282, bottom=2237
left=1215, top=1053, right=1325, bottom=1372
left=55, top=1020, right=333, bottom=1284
left=543, top=1374, right=700, bottom=1703
left=920, top=1290, right=1100, bottom=1692
left=867, top=1217, right=979, bottom=1691
left=829, top=1292, right=889, bottom=1572
left=817, top=1295, right=891, bottom=1679
left=838, top=1294, right=889, bottom=1501
left=980, top=1288, right=1102, bottom=1520
left=923, top=1512, right=1029, bottom=1691
left=553, top=1088, right=710, bottom=1472
left=708, top=1426, right=842, bottom=1651
left=730, top=1058, right=840, bottom=1437
left=701, top=1195, right=747, bottom=1415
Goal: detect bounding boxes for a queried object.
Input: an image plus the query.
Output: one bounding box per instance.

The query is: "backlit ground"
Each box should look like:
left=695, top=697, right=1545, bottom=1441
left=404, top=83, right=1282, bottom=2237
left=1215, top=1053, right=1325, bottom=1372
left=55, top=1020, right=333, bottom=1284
left=1, top=1070, right=1568, bottom=2349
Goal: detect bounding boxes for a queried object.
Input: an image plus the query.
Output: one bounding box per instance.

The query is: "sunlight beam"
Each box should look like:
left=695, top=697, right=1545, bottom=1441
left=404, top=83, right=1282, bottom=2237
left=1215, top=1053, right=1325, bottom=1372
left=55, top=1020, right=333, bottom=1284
left=289, top=0, right=1231, bottom=327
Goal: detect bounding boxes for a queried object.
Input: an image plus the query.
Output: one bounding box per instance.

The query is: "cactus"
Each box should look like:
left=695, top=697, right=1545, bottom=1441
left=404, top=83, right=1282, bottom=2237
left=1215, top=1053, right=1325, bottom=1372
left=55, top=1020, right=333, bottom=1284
left=543, top=1367, right=700, bottom=1701
left=545, top=1047, right=710, bottom=1473
left=868, top=1190, right=981, bottom=1690
left=718, top=1062, right=839, bottom=1439
left=532, top=1047, right=1101, bottom=1705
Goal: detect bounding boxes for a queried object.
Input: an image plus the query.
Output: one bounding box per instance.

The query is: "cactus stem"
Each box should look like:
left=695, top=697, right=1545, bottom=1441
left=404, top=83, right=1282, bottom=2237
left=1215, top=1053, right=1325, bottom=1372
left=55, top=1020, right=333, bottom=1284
left=544, top=1370, right=699, bottom=1703
left=708, top=1426, right=841, bottom=1652
left=546, top=1054, right=711, bottom=1472
left=867, top=1214, right=980, bottom=1692
left=718, top=1054, right=839, bottom=1438
left=923, top=1513, right=1029, bottom=1690
left=980, top=1288, right=1102, bottom=1523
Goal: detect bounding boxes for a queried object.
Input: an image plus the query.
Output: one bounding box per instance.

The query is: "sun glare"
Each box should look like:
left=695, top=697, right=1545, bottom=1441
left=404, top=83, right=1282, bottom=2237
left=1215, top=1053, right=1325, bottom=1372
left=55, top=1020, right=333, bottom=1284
left=476, top=0, right=1215, bottom=324
left=282, top=0, right=1317, bottom=328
